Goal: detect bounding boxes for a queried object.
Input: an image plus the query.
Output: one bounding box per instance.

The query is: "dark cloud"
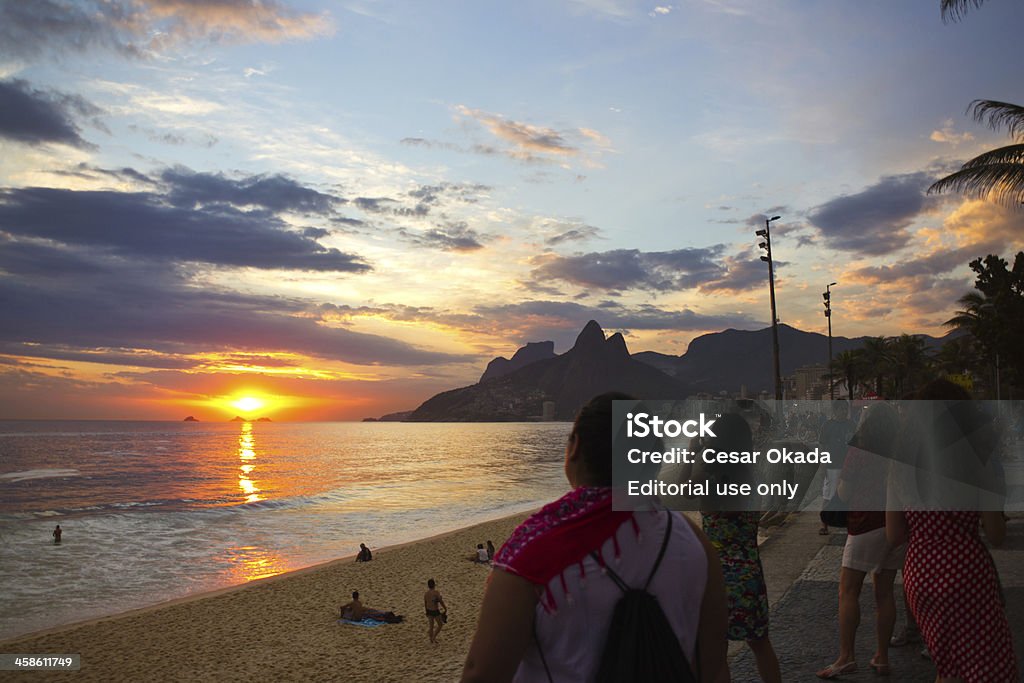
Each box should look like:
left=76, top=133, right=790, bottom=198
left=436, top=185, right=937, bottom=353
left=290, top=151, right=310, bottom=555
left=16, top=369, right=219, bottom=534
left=0, top=79, right=103, bottom=147
left=530, top=247, right=726, bottom=291
left=698, top=250, right=772, bottom=293
left=0, top=0, right=332, bottom=62
left=546, top=225, right=601, bottom=246
left=0, top=245, right=462, bottom=367
left=161, top=167, right=339, bottom=214
left=807, top=172, right=936, bottom=255
left=474, top=300, right=763, bottom=348
left=407, top=182, right=491, bottom=205
left=850, top=245, right=985, bottom=284
left=419, top=224, right=485, bottom=252
left=0, top=186, right=368, bottom=272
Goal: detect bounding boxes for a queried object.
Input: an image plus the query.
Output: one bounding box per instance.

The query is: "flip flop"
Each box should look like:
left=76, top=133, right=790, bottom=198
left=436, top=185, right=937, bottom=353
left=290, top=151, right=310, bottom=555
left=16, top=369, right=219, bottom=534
left=817, top=661, right=857, bottom=679
left=870, top=659, right=891, bottom=676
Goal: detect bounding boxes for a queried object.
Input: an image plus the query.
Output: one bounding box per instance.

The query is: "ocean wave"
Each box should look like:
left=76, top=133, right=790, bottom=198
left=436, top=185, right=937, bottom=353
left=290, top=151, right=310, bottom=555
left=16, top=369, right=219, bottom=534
left=0, top=469, right=81, bottom=483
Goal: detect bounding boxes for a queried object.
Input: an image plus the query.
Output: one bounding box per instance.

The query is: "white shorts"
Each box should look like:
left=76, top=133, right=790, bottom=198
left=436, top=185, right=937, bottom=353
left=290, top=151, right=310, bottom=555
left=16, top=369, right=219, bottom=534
left=841, top=527, right=906, bottom=574
left=822, top=468, right=841, bottom=501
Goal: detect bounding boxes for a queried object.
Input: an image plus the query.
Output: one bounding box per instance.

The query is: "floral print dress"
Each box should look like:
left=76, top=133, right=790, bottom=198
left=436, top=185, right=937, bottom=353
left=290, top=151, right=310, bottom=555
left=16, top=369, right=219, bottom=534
left=701, top=511, right=769, bottom=641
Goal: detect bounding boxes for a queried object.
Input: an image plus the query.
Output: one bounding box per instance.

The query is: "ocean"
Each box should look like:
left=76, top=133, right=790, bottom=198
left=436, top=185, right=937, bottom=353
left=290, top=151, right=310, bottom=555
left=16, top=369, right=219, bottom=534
left=0, top=420, right=570, bottom=640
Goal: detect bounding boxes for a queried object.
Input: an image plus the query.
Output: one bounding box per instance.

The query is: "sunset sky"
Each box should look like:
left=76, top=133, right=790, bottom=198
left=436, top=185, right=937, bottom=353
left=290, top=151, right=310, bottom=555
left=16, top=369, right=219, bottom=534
left=1, top=0, right=1022, bottom=420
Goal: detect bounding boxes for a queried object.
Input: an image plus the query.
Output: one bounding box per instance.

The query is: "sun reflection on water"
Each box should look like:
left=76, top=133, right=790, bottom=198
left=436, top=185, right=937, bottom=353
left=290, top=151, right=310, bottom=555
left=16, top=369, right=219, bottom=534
left=237, top=422, right=261, bottom=503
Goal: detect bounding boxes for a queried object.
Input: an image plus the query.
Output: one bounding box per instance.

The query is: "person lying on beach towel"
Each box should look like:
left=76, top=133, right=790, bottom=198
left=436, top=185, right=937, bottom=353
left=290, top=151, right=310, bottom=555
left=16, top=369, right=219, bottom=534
left=339, top=591, right=403, bottom=623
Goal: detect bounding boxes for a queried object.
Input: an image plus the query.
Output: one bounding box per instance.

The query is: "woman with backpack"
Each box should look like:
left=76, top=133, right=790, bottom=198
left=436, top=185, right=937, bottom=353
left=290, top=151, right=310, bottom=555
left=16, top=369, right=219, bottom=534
left=461, top=393, right=730, bottom=683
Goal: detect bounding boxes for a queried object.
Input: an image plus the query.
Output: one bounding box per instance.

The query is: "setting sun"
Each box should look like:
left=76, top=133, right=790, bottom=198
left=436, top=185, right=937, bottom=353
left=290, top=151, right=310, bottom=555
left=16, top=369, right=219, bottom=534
left=233, top=396, right=264, bottom=412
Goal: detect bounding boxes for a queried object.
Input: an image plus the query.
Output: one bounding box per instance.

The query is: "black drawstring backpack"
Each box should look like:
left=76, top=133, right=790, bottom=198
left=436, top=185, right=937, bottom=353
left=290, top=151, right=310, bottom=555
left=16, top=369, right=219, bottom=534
left=536, top=512, right=698, bottom=683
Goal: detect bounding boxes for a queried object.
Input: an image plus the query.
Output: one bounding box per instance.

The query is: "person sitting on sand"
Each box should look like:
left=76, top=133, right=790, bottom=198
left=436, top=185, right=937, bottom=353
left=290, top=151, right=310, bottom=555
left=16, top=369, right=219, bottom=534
left=340, top=591, right=402, bottom=623
left=474, top=543, right=489, bottom=563
left=356, top=543, right=372, bottom=562
left=424, top=578, right=447, bottom=643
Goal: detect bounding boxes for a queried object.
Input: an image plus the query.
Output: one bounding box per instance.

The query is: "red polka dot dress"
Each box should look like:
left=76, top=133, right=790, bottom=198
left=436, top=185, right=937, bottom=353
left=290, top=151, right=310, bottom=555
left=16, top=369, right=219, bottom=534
left=903, top=510, right=1018, bottom=682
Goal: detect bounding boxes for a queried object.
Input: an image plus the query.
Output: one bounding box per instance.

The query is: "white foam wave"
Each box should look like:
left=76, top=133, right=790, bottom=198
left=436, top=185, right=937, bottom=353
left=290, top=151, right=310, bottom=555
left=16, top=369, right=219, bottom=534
left=0, top=469, right=81, bottom=483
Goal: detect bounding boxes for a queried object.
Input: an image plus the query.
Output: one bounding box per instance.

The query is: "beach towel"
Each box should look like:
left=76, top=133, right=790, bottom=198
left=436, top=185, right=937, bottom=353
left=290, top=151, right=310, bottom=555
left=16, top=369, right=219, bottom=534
left=338, top=617, right=389, bottom=628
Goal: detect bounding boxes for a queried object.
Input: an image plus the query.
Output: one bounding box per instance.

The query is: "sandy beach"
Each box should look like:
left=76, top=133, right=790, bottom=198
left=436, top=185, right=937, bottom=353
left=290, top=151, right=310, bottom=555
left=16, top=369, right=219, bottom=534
left=0, top=512, right=528, bottom=682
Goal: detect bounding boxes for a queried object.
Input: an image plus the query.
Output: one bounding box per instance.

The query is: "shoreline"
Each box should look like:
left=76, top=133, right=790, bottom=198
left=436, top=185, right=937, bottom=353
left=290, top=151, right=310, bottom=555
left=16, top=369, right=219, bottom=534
left=1, top=510, right=534, bottom=682
left=1, top=507, right=537, bottom=648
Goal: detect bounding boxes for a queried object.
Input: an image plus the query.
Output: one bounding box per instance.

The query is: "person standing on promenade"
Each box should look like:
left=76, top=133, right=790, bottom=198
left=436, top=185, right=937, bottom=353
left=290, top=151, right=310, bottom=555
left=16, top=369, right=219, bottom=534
left=817, top=402, right=902, bottom=679
left=886, top=380, right=1018, bottom=683
left=424, top=578, right=447, bottom=644
left=699, top=413, right=782, bottom=683
left=461, top=392, right=729, bottom=683
left=818, top=401, right=855, bottom=535
left=52, top=524, right=61, bottom=544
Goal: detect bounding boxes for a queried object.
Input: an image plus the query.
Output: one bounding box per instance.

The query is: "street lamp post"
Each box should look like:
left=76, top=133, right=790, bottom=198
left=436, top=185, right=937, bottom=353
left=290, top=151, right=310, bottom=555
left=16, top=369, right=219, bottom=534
left=757, top=215, right=783, bottom=401
left=824, top=282, right=837, bottom=399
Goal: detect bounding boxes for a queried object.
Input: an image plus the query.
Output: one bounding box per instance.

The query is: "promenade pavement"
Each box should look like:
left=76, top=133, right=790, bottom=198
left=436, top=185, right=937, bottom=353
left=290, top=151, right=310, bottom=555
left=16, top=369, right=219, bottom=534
left=727, top=511, right=1024, bottom=681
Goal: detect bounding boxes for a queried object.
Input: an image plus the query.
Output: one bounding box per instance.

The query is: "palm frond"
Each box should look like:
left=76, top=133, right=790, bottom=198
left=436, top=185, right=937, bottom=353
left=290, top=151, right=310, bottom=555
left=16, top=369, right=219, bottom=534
left=940, top=0, right=988, bottom=23
left=927, top=161, right=1024, bottom=205
left=958, top=144, right=1024, bottom=168
left=968, top=100, right=1024, bottom=140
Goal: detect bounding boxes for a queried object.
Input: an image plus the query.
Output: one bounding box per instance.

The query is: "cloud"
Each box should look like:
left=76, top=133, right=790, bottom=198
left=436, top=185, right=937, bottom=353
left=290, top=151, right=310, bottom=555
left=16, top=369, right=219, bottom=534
left=529, top=247, right=725, bottom=291
left=0, top=0, right=334, bottom=62
left=0, top=186, right=369, bottom=272
left=649, top=5, right=673, bottom=17
left=474, top=300, right=763, bottom=348
left=407, top=223, right=486, bottom=252
left=546, top=224, right=602, bottom=245
left=0, top=79, right=103, bottom=147
left=457, top=105, right=575, bottom=154
left=698, top=249, right=772, bottom=293
left=454, top=105, right=611, bottom=166
left=930, top=119, right=975, bottom=145
left=0, top=244, right=461, bottom=368
left=807, top=172, right=937, bottom=256
left=161, top=167, right=339, bottom=214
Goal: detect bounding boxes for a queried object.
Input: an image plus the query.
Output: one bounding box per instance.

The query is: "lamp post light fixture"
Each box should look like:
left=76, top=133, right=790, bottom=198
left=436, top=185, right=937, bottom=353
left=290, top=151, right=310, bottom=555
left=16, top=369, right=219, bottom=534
left=823, top=282, right=837, bottom=399
left=757, top=215, right=783, bottom=401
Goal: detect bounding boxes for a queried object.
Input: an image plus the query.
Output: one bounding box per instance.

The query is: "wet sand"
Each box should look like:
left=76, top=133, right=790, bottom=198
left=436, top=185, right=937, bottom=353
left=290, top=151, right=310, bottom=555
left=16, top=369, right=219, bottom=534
left=0, top=513, right=527, bottom=682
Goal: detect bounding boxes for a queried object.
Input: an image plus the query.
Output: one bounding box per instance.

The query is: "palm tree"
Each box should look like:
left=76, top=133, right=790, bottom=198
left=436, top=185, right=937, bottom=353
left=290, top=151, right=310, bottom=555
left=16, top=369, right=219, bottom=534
left=830, top=350, right=864, bottom=401
left=890, top=334, right=932, bottom=398
left=859, top=337, right=891, bottom=398
left=939, top=0, right=989, bottom=23
left=927, top=100, right=1024, bottom=206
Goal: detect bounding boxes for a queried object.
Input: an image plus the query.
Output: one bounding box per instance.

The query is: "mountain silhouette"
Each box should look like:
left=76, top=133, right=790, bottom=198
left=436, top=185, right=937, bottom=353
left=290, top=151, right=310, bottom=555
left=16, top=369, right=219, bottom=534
left=480, top=341, right=556, bottom=383
left=408, top=321, right=688, bottom=421
left=633, top=324, right=957, bottom=395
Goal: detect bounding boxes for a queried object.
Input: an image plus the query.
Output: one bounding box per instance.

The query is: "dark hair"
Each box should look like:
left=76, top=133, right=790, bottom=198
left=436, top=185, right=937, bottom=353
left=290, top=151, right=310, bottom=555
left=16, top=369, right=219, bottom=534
left=352, top=591, right=359, bottom=599
left=849, top=402, right=899, bottom=458
left=571, top=392, right=634, bottom=486
left=427, top=578, right=436, bottom=589
left=831, top=400, right=849, bottom=419
left=476, top=543, right=483, bottom=549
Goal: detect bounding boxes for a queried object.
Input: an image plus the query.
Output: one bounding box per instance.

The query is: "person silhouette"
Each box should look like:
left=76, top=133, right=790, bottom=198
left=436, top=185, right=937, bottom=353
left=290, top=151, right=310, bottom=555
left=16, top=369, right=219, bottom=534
left=52, top=524, right=62, bottom=544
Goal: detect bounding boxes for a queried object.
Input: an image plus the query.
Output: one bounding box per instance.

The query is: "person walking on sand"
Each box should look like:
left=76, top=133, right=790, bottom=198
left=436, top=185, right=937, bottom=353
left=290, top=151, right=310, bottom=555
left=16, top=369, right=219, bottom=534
left=424, top=578, right=447, bottom=644
left=486, top=540, right=496, bottom=561
left=52, top=524, right=61, bottom=544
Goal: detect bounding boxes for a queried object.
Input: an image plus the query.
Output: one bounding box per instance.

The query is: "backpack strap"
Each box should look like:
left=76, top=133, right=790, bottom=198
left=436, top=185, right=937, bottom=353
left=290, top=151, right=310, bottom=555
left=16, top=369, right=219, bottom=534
left=644, top=511, right=673, bottom=591
left=591, top=511, right=673, bottom=593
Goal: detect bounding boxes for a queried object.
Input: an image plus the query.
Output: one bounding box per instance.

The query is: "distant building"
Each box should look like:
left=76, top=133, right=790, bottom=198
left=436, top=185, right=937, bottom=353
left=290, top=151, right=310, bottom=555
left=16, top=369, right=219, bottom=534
left=788, top=364, right=828, bottom=400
